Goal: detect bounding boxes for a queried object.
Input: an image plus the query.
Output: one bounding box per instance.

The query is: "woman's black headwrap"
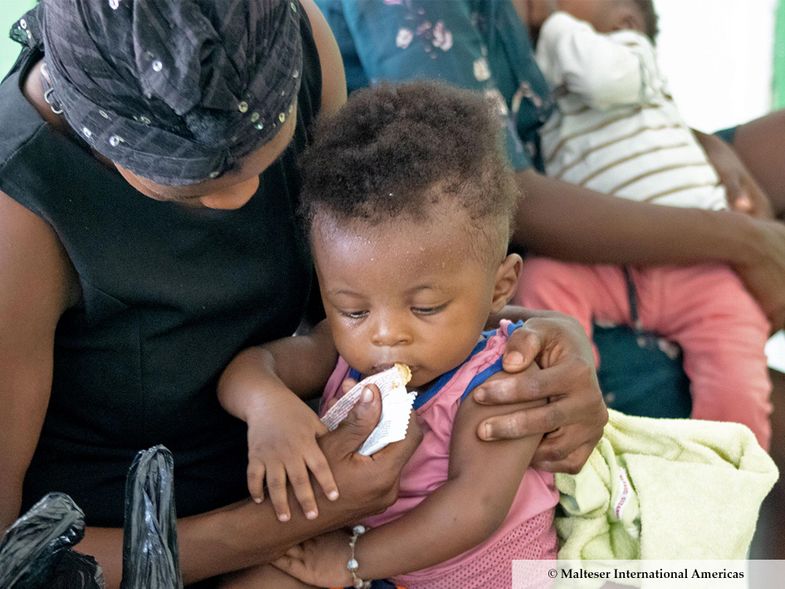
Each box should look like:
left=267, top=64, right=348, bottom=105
left=32, top=0, right=303, bottom=185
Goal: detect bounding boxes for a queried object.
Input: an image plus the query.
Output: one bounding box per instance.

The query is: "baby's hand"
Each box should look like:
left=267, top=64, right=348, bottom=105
left=246, top=396, right=338, bottom=522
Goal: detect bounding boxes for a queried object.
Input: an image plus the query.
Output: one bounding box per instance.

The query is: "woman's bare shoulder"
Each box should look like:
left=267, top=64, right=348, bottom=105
left=299, top=0, right=347, bottom=117
left=0, top=190, right=79, bottom=314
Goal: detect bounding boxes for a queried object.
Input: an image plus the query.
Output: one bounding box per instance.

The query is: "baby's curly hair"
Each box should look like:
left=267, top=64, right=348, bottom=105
left=298, top=81, right=519, bottom=263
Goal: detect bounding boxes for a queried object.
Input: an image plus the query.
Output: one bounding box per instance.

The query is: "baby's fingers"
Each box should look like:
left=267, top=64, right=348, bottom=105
left=287, top=460, right=320, bottom=520
left=246, top=460, right=266, bottom=504
left=266, top=464, right=291, bottom=522
left=306, top=448, right=339, bottom=503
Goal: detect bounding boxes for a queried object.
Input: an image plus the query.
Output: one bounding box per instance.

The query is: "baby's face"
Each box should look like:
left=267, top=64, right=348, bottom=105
left=556, top=0, right=630, bottom=33
left=311, top=210, right=500, bottom=390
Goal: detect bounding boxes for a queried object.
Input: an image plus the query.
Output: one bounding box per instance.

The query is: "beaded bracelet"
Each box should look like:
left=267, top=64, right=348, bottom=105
left=346, top=524, right=371, bottom=589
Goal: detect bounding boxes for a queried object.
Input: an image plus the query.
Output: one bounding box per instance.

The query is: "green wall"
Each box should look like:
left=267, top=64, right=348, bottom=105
left=775, top=0, right=785, bottom=108
left=0, top=1, right=35, bottom=76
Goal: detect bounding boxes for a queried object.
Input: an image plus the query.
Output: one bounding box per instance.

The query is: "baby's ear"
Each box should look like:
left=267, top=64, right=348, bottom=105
left=491, top=253, right=523, bottom=313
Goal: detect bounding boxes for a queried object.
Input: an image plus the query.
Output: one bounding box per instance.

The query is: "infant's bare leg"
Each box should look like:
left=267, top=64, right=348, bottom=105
left=217, top=564, right=316, bottom=589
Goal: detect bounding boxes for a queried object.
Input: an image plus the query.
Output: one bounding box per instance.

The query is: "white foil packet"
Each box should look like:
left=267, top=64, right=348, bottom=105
left=320, top=363, right=417, bottom=456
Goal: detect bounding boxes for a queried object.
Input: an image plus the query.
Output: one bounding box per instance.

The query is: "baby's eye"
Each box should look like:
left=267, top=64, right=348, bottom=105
left=340, top=309, right=369, bottom=320
left=411, top=304, right=446, bottom=316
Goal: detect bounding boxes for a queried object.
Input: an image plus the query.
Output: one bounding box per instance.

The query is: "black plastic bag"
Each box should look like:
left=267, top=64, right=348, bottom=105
left=0, top=492, right=103, bottom=588
left=48, top=550, right=105, bottom=589
left=120, top=444, right=183, bottom=589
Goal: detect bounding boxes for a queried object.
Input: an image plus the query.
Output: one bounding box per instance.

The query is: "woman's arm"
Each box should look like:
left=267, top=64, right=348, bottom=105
left=0, top=192, right=79, bottom=529
left=301, top=0, right=347, bottom=117
left=515, top=168, right=785, bottom=328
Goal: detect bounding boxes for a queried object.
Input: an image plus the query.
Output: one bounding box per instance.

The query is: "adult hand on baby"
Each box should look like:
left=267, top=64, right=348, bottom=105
left=733, top=218, right=785, bottom=332
left=696, top=130, right=774, bottom=219
left=318, top=385, right=422, bottom=522
left=472, top=310, right=607, bottom=474
left=272, top=529, right=354, bottom=587
left=218, top=392, right=419, bottom=576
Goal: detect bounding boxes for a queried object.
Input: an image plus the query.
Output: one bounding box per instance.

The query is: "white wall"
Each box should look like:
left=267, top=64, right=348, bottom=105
left=653, top=0, right=783, bottom=371
left=654, top=0, right=777, bottom=132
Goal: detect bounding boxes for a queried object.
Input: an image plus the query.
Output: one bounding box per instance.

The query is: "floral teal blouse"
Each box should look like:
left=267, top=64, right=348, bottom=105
left=317, top=0, right=555, bottom=171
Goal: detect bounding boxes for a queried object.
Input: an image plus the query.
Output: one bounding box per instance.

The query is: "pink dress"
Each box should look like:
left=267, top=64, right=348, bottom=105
left=321, top=321, right=559, bottom=589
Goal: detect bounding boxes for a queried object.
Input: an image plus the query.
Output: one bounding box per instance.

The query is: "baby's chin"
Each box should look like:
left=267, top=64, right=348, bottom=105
left=406, top=367, right=449, bottom=392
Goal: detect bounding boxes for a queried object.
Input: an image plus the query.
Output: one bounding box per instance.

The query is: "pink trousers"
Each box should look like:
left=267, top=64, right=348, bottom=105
left=515, top=259, right=772, bottom=449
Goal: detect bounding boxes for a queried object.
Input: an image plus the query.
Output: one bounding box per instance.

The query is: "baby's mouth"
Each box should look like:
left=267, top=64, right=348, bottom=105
left=370, top=363, right=395, bottom=374
left=370, top=362, right=417, bottom=376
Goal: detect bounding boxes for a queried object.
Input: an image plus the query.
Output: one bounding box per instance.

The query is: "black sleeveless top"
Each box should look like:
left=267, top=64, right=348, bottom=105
left=1, top=11, right=320, bottom=527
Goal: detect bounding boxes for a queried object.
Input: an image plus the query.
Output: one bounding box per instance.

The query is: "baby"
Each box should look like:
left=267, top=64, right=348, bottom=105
left=515, top=0, right=772, bottom=448
left=219, top=81, right=558, bottom=588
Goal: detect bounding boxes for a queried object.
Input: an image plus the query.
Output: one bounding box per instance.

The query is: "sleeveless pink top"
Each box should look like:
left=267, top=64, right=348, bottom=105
left=321, top=321, right=558, bottom=588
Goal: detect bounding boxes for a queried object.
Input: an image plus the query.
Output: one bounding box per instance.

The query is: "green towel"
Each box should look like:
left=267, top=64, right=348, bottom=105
left=556, top=409, right=778, bottom=560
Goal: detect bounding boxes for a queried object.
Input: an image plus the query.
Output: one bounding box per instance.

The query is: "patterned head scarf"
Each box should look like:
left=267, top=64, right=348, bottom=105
left=37, top=0, right=303, bottom=185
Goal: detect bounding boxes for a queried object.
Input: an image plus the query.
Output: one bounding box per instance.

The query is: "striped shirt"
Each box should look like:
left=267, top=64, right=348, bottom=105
left=536, top=12, right=726, bottom=210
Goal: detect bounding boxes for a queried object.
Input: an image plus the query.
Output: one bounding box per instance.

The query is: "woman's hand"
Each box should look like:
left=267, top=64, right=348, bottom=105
left=317, top=386, right=423, bottom=520
left=694, top=130, right=774, bottom=219
left=733, top=217, right=785, bottom=331
left=473, top=311, right=607, bottom=474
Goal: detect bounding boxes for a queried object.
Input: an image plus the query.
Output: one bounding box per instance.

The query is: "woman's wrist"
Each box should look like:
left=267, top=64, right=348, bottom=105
left=179, top=496, right=359, bottom=583
left=177, top=505, right=258, bottom=583
left=709, top=208, right=761, bottom=268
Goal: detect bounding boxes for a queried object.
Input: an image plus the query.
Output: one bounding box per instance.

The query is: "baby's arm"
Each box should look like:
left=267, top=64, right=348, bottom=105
left=358, top=391, right=545, bottom=578
left=274, top=368, right=546, bottom=586
left=219, top=320, right=338, bottom=404
left=218, top=321, right=339, bottom=521
left=536, top=11, right=657, bottom=110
